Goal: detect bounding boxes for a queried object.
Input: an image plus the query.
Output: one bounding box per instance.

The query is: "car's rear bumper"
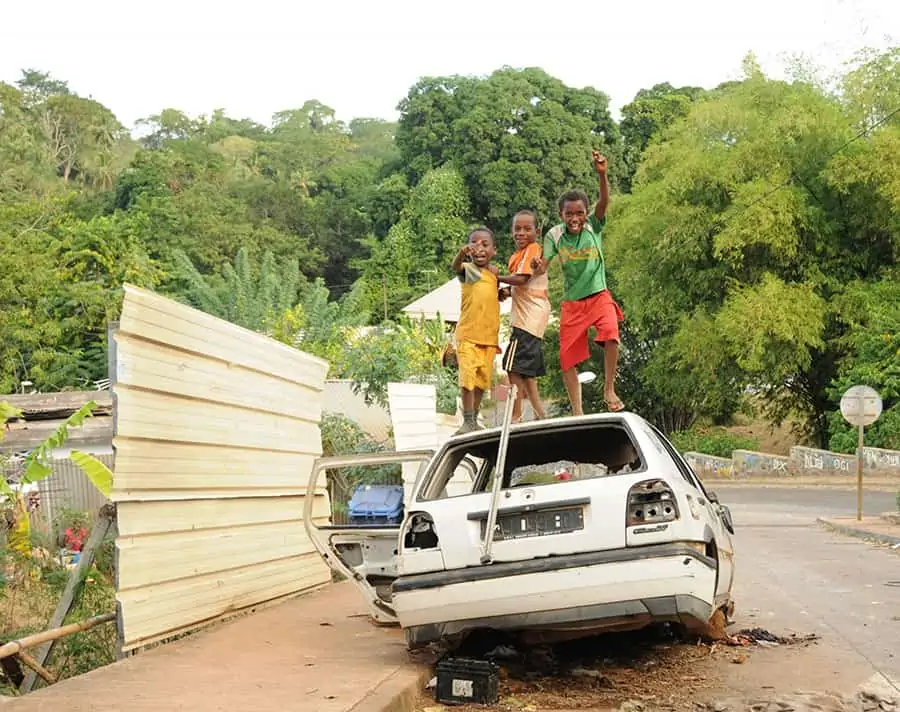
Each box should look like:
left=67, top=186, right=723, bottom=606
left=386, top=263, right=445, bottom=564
left=392, top=543, right=717, bottom=646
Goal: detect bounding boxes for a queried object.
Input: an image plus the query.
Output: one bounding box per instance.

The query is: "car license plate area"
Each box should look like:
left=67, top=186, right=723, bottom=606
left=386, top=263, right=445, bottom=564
left=480, top=507, right=584, bottom=541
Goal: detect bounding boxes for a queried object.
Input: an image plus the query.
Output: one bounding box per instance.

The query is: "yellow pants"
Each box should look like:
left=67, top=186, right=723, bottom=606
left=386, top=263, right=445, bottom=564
left=457, top=340, right=496, bottom=392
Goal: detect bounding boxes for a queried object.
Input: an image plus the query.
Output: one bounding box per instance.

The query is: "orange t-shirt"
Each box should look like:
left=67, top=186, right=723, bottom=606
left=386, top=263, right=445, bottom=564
left=507, top=243, right=551, bottom=339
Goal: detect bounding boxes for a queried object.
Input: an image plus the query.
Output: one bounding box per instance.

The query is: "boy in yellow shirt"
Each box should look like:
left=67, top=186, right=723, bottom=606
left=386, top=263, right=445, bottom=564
left=451, top=226, right=501, bottom=434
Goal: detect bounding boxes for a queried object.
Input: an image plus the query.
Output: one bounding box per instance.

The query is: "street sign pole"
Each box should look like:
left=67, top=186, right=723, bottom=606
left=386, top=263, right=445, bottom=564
left=839, top=385, right=882, bottom=523
left=856, top=418, right=864, bottom=522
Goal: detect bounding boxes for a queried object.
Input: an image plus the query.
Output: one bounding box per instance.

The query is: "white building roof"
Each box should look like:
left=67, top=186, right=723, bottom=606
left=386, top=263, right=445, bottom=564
left=401, top=278, right=512, bottom=323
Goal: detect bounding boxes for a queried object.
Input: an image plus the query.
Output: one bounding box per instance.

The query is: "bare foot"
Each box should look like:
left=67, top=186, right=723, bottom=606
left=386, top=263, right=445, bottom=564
left=604, top=393, right=625, bottom=412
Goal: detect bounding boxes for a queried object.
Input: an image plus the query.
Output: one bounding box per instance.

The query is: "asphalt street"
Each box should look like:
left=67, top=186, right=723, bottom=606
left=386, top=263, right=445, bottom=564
left=719, top=486, right=900, bottom=700
left=715, top=486, right=896, bottom=519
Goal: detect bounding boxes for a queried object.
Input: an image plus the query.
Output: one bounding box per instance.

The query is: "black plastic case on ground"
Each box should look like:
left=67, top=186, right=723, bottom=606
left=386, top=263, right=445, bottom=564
left=435, top=657, right=500, bottom=705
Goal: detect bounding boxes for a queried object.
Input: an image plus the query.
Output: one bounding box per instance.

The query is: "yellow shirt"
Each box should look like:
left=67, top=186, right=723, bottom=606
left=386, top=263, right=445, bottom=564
left=455, top=267, right=500, bottom=347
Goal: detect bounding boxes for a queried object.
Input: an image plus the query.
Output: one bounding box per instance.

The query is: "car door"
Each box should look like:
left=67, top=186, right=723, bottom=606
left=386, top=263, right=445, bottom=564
left=302, top=449, right=435, bottom=624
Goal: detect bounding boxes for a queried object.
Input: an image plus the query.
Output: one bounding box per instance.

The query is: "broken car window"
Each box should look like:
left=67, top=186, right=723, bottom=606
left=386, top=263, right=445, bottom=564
left=417, top=423, right=645, bottom=501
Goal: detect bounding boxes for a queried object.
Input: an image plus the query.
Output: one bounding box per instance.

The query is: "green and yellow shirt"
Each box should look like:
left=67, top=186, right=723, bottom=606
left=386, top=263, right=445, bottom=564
left=543, top=214, right=608, bottom=302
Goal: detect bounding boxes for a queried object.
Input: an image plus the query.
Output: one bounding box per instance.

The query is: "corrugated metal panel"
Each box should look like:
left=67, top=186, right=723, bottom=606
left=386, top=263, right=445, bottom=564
left=113, top=284, right=331, bottom=652
left=388, top=383, right=438, bottom=504
left=37, top=456, right=113, bottom=532
left=4, top=455, right=111, bottom=537
left=436, top=414, right=474, bottom=497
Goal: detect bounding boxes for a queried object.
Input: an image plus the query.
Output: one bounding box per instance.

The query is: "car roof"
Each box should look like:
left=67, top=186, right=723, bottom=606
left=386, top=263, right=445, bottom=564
left=443, top=411, right=649, bottom=445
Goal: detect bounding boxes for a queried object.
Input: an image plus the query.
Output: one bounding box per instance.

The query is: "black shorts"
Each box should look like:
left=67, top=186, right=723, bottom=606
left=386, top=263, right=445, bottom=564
left=503, top=327, right=546, bottom=378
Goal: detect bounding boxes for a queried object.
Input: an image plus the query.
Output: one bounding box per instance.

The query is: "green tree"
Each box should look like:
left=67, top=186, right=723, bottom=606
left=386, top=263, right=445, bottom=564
left=173, top=247, right=303, bottom=332
left=356, top=165, right=471, bottom=320
left=340, top=317, right=457, bottom=414
left=826, top=280, right=900, bottom=452
left=269, top=279, right=370, bottom=368
left=619, top=83, right=705, bottom=192
left=608, top=56, right=898, bottom=444
left=0, top=82, right=51, bottom=195
left=395, top=67, right=621, bottom=233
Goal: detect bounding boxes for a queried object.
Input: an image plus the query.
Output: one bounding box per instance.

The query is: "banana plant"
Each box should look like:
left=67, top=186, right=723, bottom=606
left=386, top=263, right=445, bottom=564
left=2, top=400, right=114, bottom=560
left=18, top=402, right=113, bottom=497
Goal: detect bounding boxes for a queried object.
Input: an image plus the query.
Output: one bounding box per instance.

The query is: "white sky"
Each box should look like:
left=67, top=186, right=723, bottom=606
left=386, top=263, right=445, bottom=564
left=1, top=0, right=897, bottom=129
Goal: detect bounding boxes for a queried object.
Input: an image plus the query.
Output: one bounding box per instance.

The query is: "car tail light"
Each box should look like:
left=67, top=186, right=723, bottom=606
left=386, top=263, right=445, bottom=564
left=403, top=512, right=439, bottom=550
left=627, top=479, right=679, bottom=527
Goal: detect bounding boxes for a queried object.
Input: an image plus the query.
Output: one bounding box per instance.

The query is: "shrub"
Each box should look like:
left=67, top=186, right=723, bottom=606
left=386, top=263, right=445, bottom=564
left=670, top=427, right=759, bottom=459
left=321, top=412, right=401, bottom=484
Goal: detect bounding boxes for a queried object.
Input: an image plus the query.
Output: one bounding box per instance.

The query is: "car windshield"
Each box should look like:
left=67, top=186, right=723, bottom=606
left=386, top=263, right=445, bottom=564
left=418, top=421, right=645, bottom=501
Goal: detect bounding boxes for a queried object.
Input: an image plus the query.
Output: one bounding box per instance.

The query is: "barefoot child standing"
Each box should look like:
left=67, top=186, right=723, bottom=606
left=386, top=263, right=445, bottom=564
left=540, top=151, right=624, bottom=415
left=451, top=227, right=501, bottom=434
left=498, top=210, right=550, bottom=422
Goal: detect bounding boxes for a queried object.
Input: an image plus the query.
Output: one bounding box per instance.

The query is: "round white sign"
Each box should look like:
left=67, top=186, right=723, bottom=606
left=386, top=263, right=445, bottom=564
left=840, top=385, right=882, bottom=427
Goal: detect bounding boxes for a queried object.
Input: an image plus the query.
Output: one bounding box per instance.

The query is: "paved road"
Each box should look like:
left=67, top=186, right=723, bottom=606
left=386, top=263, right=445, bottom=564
left=716, top=486, right=896, bottom=519
left=719, top=486, right=900, bottom=701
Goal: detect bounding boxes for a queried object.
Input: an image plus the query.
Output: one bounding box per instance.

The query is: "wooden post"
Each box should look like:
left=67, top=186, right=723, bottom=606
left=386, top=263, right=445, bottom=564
left=0, top=613, right=116, bottom=661
left=19, top=504, right=117, bottom=692
left=16, top=650, right=55, bottom=684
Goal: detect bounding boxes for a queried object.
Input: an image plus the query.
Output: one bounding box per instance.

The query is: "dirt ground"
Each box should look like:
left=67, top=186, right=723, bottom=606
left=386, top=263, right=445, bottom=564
left=724, top=413, right=801, bottom=456
left=411, top=625, right=896, bottom=712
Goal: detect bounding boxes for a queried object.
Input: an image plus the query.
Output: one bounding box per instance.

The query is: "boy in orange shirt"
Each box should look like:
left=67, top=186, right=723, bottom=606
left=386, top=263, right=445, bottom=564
left=451, top=226, right=501, bottom=434
left=498, top=210, right=551, bottom=422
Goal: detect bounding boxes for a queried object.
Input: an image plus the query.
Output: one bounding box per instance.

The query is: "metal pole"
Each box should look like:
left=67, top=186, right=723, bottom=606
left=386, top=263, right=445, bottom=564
left=857, top=420, right=864, bottom=522
left=480, top=384, right=518, bottom=564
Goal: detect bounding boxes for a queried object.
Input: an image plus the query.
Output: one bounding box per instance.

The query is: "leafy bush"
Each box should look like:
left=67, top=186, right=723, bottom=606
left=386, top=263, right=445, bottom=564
left=321, top=412, right=401, bottom=485
left=339, top=317, right=457, bottom=414
left=670, top=427, right=759, bottom=458
left=828, top=407, right=900, bottom=454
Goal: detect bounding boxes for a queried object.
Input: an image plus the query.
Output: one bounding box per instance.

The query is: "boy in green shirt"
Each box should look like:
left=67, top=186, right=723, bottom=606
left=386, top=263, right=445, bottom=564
left=540, top=151, right=624, bottom=415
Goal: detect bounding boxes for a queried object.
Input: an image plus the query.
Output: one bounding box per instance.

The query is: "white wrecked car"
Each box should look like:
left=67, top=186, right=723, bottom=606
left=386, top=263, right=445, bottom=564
left=304, top=411, right=735, bottom=649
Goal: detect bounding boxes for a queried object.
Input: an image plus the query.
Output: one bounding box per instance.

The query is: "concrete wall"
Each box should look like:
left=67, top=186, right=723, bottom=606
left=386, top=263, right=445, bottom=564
left=685, top=444, right=900, bottom=480
left=863, top=447, right=900, bottom=475
left=684, top=452, right=733, bottom=479
left=322, top=379, right=391, bottom=440
left=790, top=446, right=856, bottom=476
left=732, top=449, right=791, bottom=478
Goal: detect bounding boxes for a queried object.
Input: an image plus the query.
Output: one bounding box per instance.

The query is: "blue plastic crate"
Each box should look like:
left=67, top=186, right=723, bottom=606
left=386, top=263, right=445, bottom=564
left=347, top=484, right=404, bottom=525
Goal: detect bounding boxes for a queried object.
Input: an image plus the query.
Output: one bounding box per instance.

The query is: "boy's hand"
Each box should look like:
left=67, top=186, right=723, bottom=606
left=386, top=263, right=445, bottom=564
left=592, top=150, right=608, bottom=175
left=458, top=244, right=473, bottom=257
left=532, top=257, right=548, bottom=276
left=498, top=287, right=511, bottom=302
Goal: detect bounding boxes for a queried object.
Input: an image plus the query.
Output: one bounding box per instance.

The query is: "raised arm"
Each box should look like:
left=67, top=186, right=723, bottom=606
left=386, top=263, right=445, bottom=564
left=451, top=244, right=472, bottom=273
left=592, top=150, right=610, bottom=221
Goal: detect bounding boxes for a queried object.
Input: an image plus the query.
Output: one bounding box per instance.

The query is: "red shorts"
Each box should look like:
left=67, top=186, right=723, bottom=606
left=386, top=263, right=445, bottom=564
left=559, top=290, right=624, bottom=371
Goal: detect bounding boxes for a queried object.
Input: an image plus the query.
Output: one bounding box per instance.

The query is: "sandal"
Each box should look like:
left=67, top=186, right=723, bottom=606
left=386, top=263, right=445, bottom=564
left=604, top=398, right=625, bottom=413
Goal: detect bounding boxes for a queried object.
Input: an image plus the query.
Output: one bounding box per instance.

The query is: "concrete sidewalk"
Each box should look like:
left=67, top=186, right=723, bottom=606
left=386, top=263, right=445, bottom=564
left=818, top=513, right=900, bottom=548
left=1, top=582, right=429, bottom=712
